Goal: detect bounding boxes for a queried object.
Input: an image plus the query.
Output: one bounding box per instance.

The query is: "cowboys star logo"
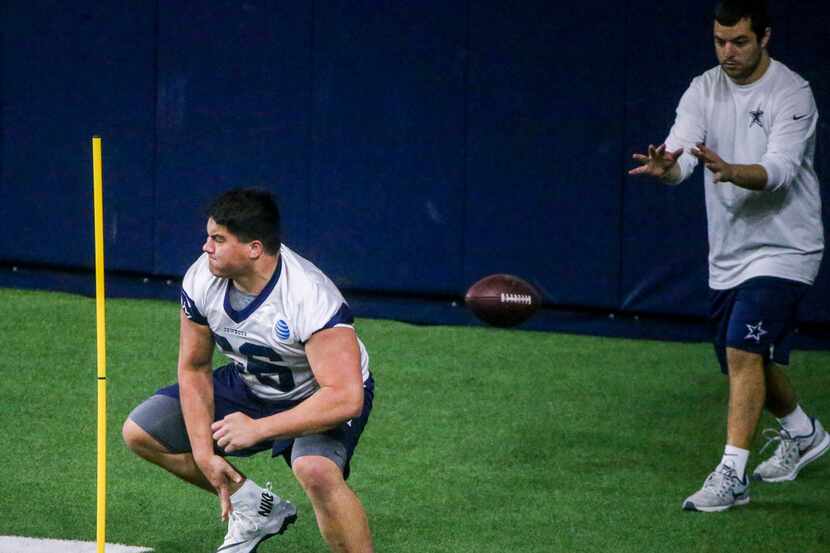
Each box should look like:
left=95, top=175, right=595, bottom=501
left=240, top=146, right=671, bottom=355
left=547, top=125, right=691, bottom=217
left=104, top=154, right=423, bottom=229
left=745, top=321, right=767, bottom=343
left=749, top=107, right=764, bottom=129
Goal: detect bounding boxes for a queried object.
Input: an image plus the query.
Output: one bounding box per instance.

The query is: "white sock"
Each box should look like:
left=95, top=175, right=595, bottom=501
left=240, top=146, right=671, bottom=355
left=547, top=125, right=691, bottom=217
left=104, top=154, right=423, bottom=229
left=778, top=404, right=813, bottom=437
left=720, top=445, right=749, bottom=480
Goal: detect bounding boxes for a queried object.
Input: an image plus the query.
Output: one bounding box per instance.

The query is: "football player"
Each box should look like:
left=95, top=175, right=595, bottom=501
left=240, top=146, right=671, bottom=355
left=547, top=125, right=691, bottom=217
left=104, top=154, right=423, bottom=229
left=123, top=188, right=375, bottom=552
left=630, top=0, right=828, bottom=512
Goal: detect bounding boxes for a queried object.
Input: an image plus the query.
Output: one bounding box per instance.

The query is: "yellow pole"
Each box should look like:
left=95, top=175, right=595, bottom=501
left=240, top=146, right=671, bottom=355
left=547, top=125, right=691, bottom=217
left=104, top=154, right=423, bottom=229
left=92, top=136, right=107, bottom=553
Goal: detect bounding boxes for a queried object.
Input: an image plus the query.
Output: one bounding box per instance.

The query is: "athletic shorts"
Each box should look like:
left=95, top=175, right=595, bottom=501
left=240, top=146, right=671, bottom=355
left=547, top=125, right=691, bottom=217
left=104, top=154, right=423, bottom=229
left=710, top=276, right=809, bottom=374
left=128, top=363, right=374, bottom=479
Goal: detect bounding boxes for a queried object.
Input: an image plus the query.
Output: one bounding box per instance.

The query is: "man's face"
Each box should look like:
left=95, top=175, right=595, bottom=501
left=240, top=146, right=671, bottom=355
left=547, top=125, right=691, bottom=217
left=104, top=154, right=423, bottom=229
left=202, top=218, right=252, bottom=278
left=714, top=17, right=769, bottom=83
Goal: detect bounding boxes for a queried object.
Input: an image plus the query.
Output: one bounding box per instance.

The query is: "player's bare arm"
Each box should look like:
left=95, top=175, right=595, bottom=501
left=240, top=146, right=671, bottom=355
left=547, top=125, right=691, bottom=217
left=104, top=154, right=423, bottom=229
left=178, top=310, right=242, bottom=520
left=692, top=143, right=767, bottom=190
left=212, top=326, right=364, bottom=452
left=628, top=143, right=683, bottom=181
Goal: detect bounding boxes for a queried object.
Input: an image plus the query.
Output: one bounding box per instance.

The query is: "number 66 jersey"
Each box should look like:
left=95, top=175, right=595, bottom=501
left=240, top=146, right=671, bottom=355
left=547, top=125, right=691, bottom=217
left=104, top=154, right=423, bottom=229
left=180, top=245, right=371, bottom=403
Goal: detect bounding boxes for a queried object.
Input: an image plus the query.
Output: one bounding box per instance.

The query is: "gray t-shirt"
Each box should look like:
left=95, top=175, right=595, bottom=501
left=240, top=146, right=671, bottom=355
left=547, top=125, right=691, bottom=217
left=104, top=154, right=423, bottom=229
left=664, top=59, right=824, bottom=289
left=228, top=284, right=257, bottom=311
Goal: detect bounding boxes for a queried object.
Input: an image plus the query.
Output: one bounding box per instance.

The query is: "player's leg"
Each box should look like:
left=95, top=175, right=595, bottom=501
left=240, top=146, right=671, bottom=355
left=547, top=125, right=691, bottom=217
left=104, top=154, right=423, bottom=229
left=289, top=377, right=375, bottom=553
left=123, top=364, right=296, bottom=552
left=763, top=362, right=798, bottom=417
left=683, top=285, right=754, bottom=512
left=122, top=400, right=216, bottom=493
left=725, top=347, right=766, bottom=451
left=749, top=278, right=830, bottom=482
left=681, top=345, right=757, bottom=512
left=123, top=376, right=251, bottom=497
left=293, top=456, right=373, bottom=553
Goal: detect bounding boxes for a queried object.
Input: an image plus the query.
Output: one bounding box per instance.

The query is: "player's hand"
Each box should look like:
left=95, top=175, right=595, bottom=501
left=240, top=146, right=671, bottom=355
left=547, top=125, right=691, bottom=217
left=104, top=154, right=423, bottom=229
left=196, top=454, right=242, bottom=521
left=691, top=143, right=733, bottom=182
left=628, top=144, right=683, bottom=178
left=212, top=412, right=263, bottom=453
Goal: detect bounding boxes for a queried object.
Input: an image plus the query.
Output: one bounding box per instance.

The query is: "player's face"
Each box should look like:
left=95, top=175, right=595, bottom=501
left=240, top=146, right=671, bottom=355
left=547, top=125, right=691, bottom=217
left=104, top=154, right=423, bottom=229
left=203, top=218, right=252, bottom=278
left=714, top=18, right=769, bottom=84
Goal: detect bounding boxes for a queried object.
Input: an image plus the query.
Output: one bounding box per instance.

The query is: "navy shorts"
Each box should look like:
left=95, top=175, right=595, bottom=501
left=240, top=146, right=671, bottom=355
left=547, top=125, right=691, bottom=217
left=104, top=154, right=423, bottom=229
left=710, top=276, right=808, bottom=374
left=136, top=363, right=374, bottom=479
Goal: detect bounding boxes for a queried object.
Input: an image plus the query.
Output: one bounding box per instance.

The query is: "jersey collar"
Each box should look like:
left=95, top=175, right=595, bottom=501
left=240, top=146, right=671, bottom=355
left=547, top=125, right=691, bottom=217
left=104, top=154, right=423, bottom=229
left=223, top=255, right=282, bottom=323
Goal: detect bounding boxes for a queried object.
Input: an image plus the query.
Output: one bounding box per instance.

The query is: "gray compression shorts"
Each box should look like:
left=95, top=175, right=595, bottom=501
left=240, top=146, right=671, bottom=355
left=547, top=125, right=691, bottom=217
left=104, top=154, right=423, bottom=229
left=127, top=366, right=374, bottom=479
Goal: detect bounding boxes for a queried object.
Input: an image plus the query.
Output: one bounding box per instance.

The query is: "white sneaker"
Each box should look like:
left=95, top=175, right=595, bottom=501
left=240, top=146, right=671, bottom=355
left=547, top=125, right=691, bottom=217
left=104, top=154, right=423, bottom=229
left=217, top=483, right=297, bottom=553
left=682, top=463, right=749, bottom=512
left=752, top=417, right=830, bottom=483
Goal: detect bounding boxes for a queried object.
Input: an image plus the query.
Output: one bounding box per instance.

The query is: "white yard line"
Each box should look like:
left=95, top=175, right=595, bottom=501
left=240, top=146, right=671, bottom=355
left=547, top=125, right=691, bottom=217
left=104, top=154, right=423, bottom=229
left=0, top=536, right=153, bottom=553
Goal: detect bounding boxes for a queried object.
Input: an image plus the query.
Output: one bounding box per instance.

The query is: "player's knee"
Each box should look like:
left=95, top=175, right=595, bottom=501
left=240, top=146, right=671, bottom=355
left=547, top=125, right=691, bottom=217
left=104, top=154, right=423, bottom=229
left=726, top=347, right=764, bottom=373
left=122, top=418, right=161, bottom=456
left=292, top=456, right=343, bottom=499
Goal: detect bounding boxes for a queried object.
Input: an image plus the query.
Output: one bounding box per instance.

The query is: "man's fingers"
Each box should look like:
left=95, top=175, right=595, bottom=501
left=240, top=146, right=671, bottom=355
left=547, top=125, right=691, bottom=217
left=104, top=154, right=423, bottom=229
left=218, top=486, right=231, bottom=521
left=694, top=143, right=710, bottom=157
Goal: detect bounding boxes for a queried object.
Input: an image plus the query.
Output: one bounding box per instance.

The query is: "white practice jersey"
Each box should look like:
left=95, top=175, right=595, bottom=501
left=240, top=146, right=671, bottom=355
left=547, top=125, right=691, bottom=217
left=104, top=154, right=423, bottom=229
left=180, top=245, right=370, bottom=403
left=664, top=59, right=824, bottom=289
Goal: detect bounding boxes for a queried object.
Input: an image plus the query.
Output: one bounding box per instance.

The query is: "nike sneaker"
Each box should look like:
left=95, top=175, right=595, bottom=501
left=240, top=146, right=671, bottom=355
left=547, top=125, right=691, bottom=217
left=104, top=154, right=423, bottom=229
left=217, top=483, right=297, bottom=553
left=682, top=463, right=749, bottom=512
left=752, top=417, right=830, bottom=483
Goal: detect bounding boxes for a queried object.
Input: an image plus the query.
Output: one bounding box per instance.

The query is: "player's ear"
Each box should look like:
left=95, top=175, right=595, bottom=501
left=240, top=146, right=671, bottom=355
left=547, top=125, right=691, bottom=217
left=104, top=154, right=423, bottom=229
left=760, top=27, right=771, bottom=49
left=248, top=240, right=264, bottom=260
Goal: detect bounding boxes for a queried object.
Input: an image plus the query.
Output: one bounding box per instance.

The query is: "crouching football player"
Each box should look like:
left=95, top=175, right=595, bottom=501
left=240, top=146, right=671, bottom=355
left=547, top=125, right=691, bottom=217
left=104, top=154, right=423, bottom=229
left=122, top=188, right=375, bottom=553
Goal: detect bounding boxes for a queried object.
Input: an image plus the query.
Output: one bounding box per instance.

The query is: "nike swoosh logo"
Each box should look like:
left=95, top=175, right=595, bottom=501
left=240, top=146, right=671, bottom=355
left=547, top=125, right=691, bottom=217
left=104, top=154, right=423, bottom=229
left=218, top=541, right=248, bottom=551
left=793, top=114, right=807, bottom=120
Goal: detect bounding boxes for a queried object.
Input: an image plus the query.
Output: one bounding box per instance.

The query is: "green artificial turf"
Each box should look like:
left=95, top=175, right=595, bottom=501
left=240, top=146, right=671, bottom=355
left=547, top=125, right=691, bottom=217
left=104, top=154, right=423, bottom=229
left=1, top=288, right=828, bottom=552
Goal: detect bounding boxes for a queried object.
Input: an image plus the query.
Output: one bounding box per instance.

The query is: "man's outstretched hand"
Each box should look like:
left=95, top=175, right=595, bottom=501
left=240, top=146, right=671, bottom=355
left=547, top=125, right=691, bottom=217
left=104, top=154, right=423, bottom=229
left=691, top=143, right=733, bottom=182
left=629, top=144, right=683, bottom=179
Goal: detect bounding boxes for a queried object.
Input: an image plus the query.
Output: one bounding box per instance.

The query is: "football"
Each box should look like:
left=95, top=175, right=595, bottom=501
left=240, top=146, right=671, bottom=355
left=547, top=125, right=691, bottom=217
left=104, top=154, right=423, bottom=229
left=464, top=274, right=542, bottom=327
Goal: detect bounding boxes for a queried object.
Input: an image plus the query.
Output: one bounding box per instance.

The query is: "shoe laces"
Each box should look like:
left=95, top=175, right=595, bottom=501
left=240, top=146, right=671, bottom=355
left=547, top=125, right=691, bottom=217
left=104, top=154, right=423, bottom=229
left=759, top=427, right=799, bottom=468
left=225, top=509, right=260, bottom=541
left=704, top=464, right=742, bottom=499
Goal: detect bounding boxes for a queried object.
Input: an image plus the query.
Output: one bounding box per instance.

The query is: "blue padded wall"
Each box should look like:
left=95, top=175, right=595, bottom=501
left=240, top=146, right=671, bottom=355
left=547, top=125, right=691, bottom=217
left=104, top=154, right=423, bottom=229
left=465, top=1, right=626, bottom=308
left=620, top=2, right=713, bottom=317
left=1, top=0, right=829, bottom=334
left=787, top=2, right=830, bottom=323
left=0, top=2, right=156, bottom=272
left=307, top=1, right=467, bottom=292
left=154, top=1, right=313, bottom=277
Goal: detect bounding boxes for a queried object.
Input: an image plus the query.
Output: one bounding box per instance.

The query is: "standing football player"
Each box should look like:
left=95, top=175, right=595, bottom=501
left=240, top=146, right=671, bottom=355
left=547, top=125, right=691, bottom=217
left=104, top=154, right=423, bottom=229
left=122, top=187, right=375, bottom=552
left=629, top=0, right=828, bottom=512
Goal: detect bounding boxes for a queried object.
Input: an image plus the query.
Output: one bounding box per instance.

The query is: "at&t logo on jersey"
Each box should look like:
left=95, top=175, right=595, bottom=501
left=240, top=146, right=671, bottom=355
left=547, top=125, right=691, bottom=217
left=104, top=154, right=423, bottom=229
left=275, top=319, right=291, bottom=341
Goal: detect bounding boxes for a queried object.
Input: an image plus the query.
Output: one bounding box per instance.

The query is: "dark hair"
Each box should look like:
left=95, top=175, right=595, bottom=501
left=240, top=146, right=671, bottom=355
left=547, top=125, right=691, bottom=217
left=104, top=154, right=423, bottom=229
left=207, top=187, right=281, bottom=254
left=714, top=0, right=770, bottom=40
